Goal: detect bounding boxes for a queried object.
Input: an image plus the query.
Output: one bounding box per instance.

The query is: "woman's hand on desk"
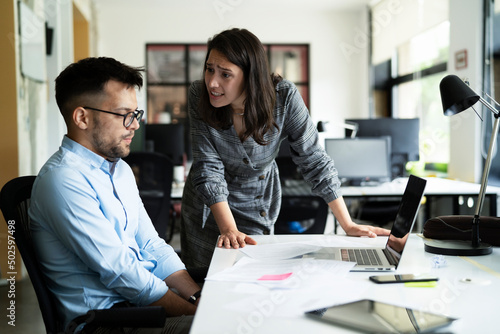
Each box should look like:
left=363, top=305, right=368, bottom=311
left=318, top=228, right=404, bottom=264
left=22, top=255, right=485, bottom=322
left=343, top=223, right=391, bottom=238
left=217, top=230, right=257, bottom=249
left=327, top=197, right=390, bottom=237
left=211, top=201, right=258, bottom=249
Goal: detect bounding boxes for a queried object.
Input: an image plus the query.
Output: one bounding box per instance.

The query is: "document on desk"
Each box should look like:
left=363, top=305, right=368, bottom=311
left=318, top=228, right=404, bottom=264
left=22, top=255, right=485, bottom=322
left=238, top=237, right=375, bottom=261
left=221, top=273, right=367, bottom=317
left=238, top=241, right=323, bottom=260
left=205, top=256, right=355, bottom=287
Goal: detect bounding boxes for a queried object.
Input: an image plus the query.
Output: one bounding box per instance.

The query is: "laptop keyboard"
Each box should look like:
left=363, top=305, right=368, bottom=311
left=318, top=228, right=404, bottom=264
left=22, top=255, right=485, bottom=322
left=341, top=249, right=383, bottom=266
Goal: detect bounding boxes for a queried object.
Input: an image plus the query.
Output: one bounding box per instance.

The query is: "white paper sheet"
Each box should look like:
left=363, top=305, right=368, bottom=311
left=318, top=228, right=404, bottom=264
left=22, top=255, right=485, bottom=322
left=238, top=242, right=323, bottom=260
left=205, top=256, right=355, bottom=287
left=223, top=276, right=369, bottom=317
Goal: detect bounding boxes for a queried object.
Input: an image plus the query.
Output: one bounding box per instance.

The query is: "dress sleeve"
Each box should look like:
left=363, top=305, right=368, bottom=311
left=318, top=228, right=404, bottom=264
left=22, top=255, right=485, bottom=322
left=280, top=81, right=342, bottom=203
left=187, top=81, right=229, bottom=207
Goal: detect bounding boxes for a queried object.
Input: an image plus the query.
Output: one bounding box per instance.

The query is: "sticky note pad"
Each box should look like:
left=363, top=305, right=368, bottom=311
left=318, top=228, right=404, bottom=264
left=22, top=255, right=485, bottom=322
left=257, top=272, right=293, bottom=281
left=404, top=281, right=438, bottom=288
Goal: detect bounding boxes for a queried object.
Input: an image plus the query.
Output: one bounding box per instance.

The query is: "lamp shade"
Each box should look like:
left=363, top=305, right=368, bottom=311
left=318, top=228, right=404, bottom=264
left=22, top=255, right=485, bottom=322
left=439, top=75, right=480, bottom=116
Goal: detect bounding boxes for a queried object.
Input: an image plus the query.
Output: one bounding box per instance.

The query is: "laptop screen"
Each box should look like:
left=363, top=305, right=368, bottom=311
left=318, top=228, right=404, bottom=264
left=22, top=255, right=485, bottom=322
left=385, top=175, right=427, bottom=263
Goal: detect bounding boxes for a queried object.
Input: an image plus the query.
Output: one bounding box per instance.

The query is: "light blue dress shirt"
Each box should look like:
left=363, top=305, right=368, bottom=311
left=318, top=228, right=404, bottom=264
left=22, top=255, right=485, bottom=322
left=29, top=136, right=185, bottom=328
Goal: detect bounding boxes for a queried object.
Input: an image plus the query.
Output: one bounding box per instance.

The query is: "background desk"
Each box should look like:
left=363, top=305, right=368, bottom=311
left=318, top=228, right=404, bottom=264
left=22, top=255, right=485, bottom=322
left=175, top=178, right=500, bottom=217
left=343, top=177, right=499, bottom=210
left=191, top=234, right=500, bottom=334
left=283, top=177, right=500, bottom=233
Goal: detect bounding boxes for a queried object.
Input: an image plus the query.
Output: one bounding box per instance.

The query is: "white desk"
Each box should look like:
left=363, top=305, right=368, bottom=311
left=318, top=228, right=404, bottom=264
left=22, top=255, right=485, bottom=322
left=174, top=177, right=500, bottom=216
left=342, top=177, right=500, bottom=204
left=191, top=234, right=500, bottom=333
left=283, top=177, right=500, bottom=223
left=171, top=183, right=184, bottom=200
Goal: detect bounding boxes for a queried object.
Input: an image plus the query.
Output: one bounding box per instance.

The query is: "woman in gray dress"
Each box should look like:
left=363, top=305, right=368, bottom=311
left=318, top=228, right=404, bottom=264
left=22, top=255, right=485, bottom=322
left=180, top=28, right=389, bottom=268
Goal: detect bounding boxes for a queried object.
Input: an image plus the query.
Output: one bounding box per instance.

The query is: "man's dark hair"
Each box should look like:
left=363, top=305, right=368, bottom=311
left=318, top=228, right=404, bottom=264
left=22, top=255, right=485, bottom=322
left=199, top=28, right=280, bottom=145
left=55, top=57, right=144, bottom=124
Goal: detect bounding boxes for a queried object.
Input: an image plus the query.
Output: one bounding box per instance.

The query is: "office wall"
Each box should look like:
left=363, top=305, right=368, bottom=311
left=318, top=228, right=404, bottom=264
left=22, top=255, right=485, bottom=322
left=94, top=2, right=370, bottom=127
left=0, top=0, right=21, bottom=281
left=447, top=0, right=484, bottom=182
left=0, top=0, right=94, bottom=280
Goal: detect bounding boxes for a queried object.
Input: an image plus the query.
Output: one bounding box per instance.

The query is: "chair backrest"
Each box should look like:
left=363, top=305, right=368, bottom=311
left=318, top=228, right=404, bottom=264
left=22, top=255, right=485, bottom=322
left=0, top=176, right=63, bottom=333
left=275, top=196, right=329, bottom=234
left=145, top=123, right=186, bottom=165
left=123, top=152, right=174, bottom=242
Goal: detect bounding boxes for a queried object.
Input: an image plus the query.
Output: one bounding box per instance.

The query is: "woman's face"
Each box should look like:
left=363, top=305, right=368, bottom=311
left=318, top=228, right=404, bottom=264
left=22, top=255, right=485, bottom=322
left=204, top=49, right=246, bottom=110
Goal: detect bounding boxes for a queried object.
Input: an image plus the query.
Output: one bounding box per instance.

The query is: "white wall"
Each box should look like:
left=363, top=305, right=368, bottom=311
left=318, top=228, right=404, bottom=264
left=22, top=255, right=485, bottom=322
left=93, top=1, right=370, bottom=128
left=68, top=0, right=489, bottom=183
left=447, top=0, right=484, bottom=182
left=45, top=0, right=74, bottom=159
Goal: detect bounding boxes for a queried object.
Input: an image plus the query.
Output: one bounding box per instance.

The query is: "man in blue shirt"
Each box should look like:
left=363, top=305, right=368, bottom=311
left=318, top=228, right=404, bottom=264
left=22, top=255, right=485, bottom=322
left=29, top=57, right=200, bottom=333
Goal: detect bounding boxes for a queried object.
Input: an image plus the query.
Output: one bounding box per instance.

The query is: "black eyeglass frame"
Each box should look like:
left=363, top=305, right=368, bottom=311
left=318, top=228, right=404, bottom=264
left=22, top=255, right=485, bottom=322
left=83, top=106, right=144, bottom=128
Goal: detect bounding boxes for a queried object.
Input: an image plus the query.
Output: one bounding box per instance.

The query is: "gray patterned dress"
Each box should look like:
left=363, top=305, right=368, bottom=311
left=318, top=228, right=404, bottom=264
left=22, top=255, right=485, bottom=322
left=180, top=79, right=342, bottom=268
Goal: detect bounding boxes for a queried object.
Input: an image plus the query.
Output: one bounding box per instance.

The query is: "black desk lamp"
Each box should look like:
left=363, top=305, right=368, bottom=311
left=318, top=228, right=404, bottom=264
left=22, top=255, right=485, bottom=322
left=424, top=74, right=499, bottom=256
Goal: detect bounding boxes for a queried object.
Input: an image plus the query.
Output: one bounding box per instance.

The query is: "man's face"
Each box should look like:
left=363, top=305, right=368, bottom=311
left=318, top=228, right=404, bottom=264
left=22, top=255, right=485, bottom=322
left=89, top=80, right=139, bottom=160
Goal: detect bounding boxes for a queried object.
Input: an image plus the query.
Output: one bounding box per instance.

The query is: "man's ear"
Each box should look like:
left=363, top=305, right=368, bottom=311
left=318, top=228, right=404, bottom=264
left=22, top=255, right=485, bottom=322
left=73, top=107, right=90, bottom=130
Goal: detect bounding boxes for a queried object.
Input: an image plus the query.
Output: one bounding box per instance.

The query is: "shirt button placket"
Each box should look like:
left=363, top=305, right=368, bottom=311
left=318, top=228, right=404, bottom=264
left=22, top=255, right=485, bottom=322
left=256, top=174, right=265, bottom=200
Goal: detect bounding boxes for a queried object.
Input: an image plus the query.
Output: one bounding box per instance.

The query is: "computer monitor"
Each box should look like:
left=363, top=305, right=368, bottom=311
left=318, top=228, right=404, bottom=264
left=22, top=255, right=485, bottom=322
left=276, top=138, right=302, bottom=181
left=324, top=137, right=392, bottom=186
left=345, top=118, right=420, bottom=178
left=145, top=123, right=185, bottom=165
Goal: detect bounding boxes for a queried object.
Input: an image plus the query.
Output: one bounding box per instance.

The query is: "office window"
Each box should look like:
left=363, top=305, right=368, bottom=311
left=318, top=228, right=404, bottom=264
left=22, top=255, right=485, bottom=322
left=370, top=0, right=449, bottom=171
left=269, top=45, right=309, bottom=106
left=145, top=43, right=310, bottom=125
left=371, top=22, right=449, bottom=167
left=485, top=2, right=500, bottom=186
left=395, top=22, right=450, bottom=164
left=145, top=43, right=309, bottom=162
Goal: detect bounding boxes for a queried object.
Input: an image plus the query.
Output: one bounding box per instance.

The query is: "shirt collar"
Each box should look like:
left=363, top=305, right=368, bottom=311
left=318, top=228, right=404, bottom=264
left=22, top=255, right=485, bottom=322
left=62, top=136, right=118, bottom=175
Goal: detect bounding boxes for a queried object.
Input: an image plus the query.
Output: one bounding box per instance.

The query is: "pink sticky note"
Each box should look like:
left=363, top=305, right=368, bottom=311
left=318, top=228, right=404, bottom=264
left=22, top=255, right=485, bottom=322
left=257, top=272, right=293, bottom=281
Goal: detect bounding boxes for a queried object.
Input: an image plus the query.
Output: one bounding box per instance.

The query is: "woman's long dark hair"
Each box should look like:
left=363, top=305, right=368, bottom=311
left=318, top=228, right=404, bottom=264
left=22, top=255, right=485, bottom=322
left=199, top=28, right=281, bottom=145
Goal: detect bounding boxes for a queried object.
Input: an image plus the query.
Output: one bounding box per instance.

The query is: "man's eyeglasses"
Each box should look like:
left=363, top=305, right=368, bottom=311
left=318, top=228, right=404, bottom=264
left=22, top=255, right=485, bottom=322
left=83, top=106, right=144, bottom=128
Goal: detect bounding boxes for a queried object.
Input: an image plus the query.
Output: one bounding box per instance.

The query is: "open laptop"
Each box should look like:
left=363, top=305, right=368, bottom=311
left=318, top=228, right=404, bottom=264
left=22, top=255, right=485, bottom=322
left=307, top=175, right=427, bottom=271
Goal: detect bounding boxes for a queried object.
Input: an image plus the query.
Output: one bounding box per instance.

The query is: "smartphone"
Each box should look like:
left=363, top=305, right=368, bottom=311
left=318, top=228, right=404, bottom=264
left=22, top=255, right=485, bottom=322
left=369, top=274, right=438, bottom=284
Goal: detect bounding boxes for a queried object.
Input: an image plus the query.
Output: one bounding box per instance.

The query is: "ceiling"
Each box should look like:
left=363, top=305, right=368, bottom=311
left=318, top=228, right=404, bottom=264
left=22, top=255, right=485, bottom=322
left=93, top=0, right=376, bottom=12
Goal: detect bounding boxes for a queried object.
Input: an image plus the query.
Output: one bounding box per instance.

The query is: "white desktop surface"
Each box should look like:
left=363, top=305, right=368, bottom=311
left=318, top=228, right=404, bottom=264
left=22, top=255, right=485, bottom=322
left=341, top=176, right=500, bottom=197
left=174, top=177, right=500, bottom=209
left=191, top=234, right=500, bottom=334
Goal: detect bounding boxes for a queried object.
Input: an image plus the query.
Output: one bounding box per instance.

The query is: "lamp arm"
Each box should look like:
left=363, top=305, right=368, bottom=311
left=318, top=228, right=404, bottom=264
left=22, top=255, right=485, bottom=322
left=479, top=97, right=500, bottom=115
left=472, top=106, right=500, bottom=247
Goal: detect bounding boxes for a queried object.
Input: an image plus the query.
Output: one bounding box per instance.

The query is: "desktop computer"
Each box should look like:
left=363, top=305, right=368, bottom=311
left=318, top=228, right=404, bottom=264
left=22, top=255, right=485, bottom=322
left=324, top=137, right=392, bottom=186
left=345, top=118, right=420, bottom=178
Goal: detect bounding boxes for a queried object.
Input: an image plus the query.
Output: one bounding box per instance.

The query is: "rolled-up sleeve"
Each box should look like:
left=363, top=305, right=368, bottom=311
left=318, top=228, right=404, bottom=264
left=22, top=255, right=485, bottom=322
left=188, top=81, right=230, bottom=207
left=279, top=81, right=342, bottom=203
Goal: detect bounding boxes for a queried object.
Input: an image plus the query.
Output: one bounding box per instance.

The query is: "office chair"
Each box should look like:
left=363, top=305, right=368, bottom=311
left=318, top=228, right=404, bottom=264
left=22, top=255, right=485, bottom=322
left=0, top=176, right=167, bottom=333
left=275, top=196, right=329, bottom=234
left=124, top=151, right=175, bottom=243
left=275, top=138, right=329, bottom=234
left=145, top=123, right=186, bottom=165
left=123, top=153, right=207, bottom=282
left=351, top=198, right=401, bottom=228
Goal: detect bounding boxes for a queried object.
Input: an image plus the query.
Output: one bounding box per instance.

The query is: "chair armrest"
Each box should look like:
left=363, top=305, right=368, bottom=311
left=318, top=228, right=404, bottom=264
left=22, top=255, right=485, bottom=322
left=68, top=306, right=166, bottom=333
